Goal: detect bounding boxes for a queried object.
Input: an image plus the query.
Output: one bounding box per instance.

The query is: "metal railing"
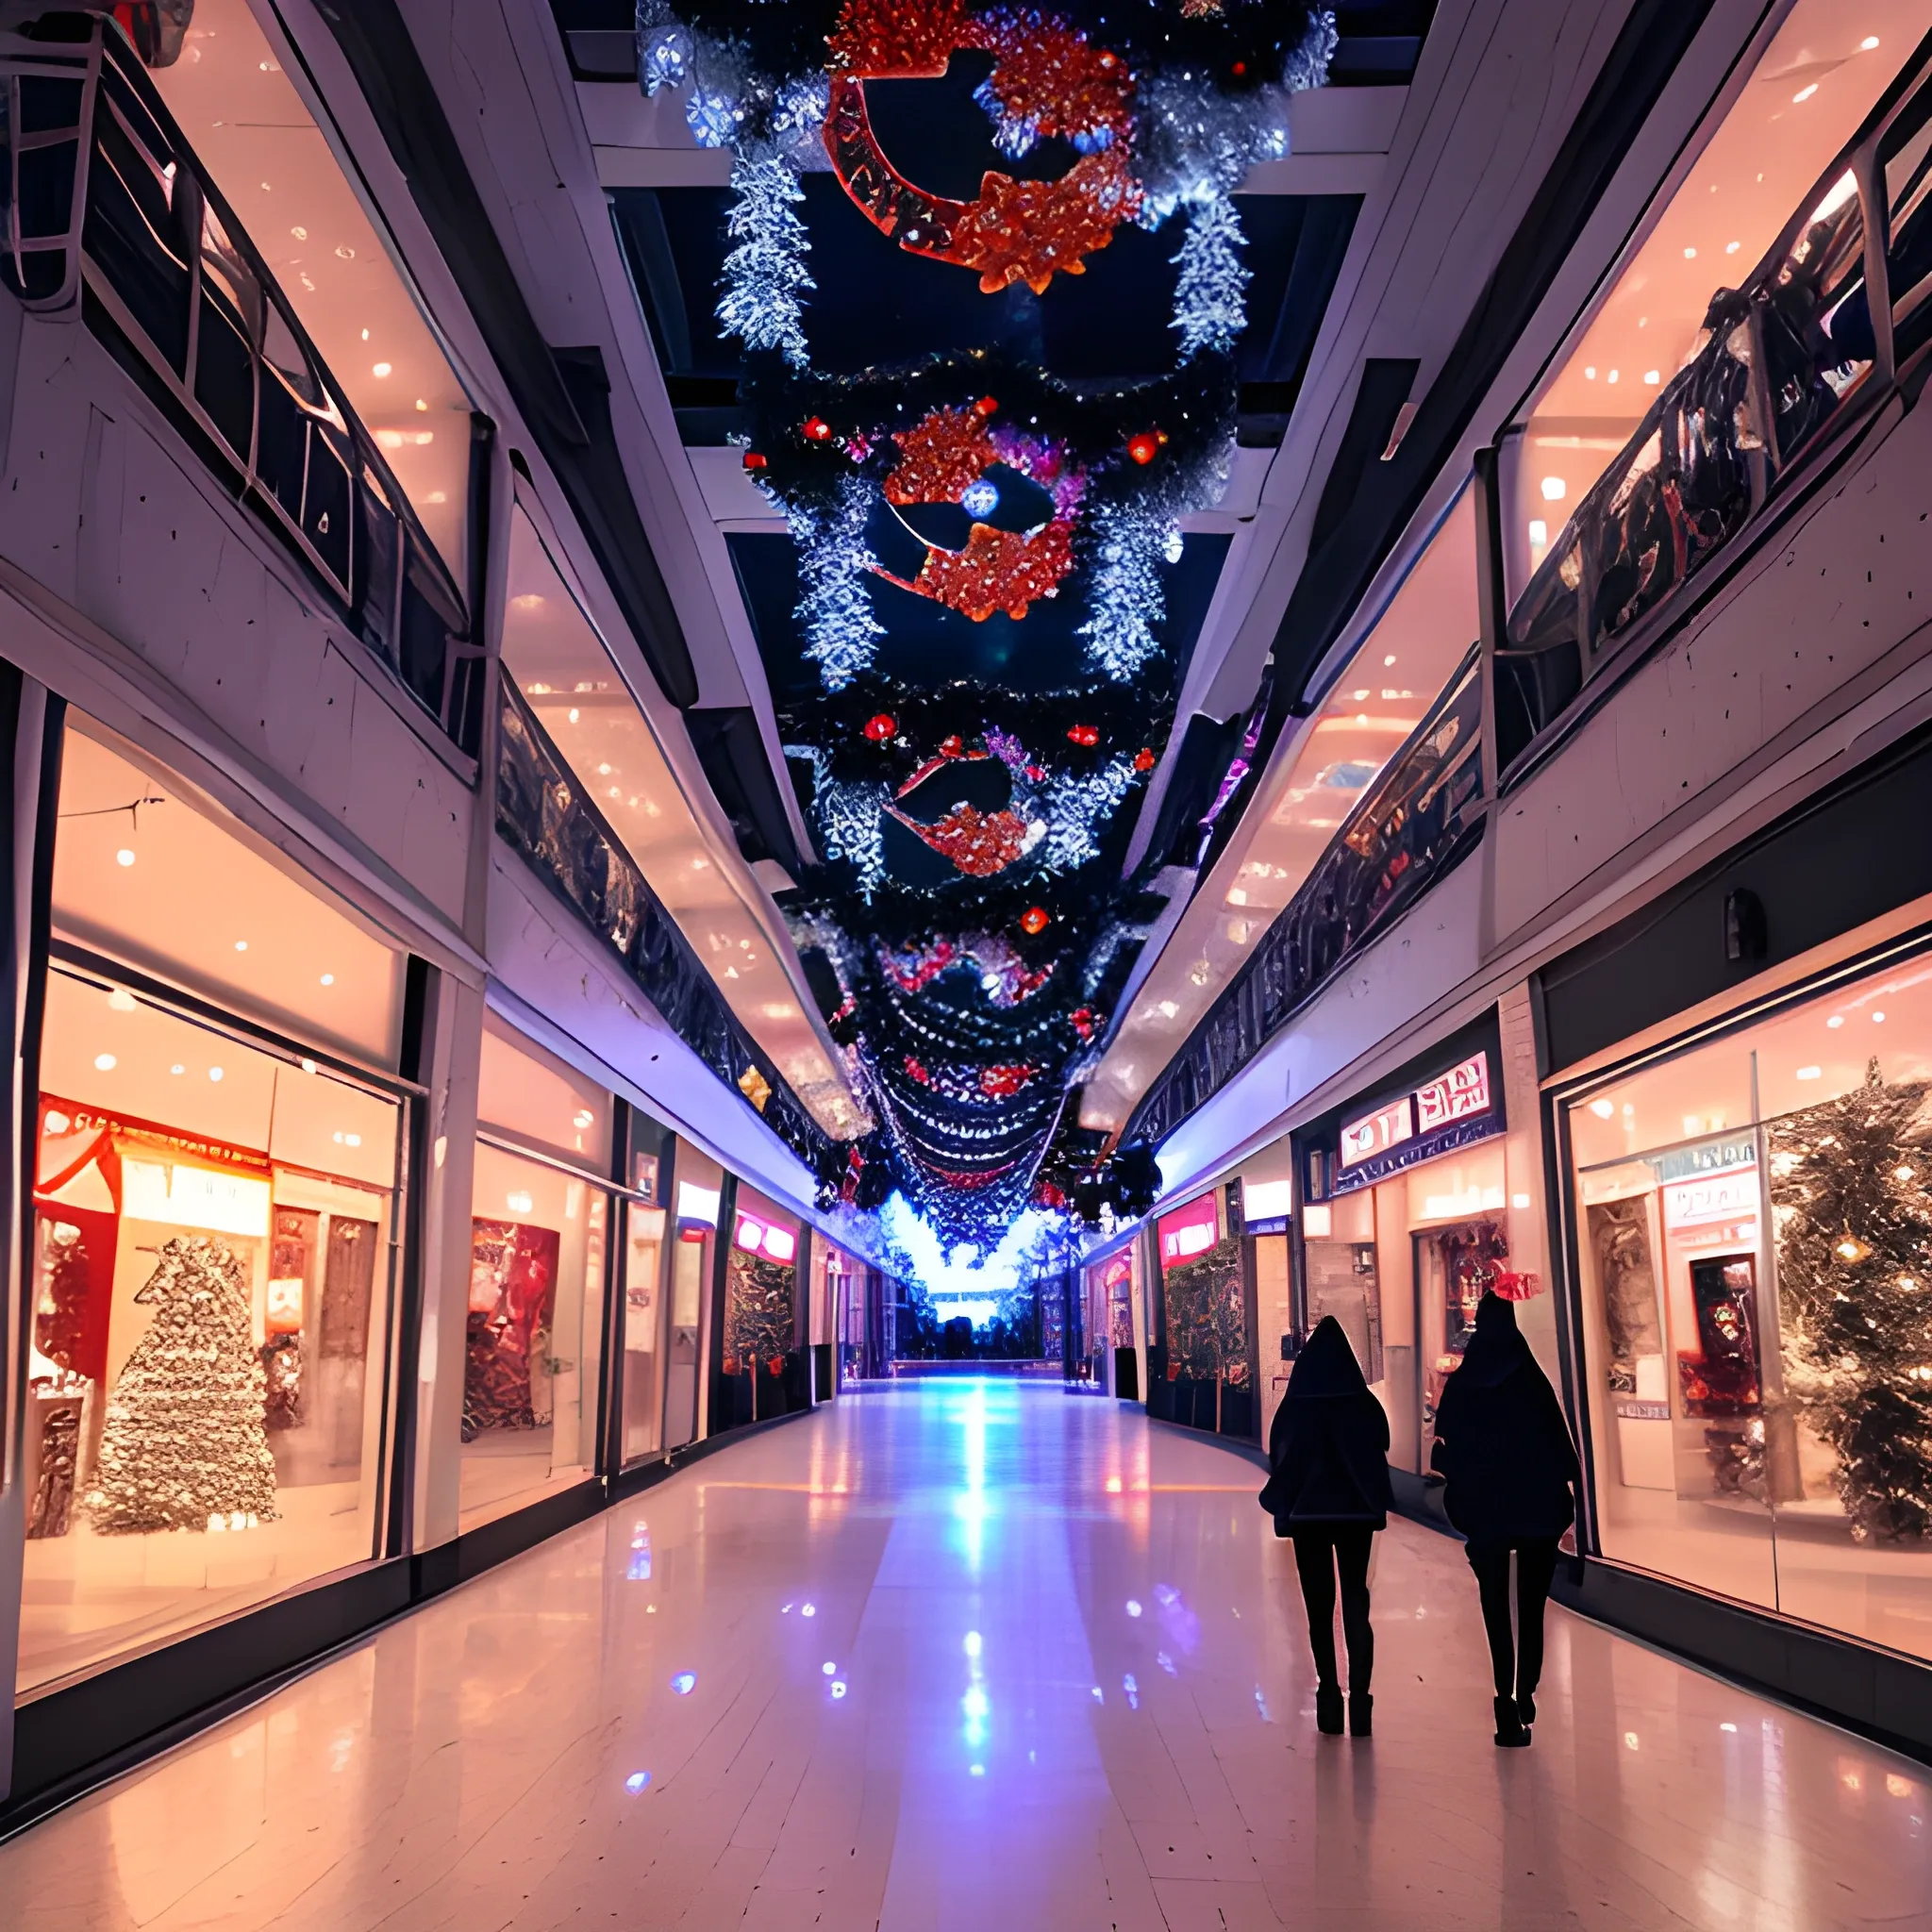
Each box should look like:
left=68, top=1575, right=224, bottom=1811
left=1124, top=646, right=1485, bottom=1150
left=1496, top=30, right=1932, bottom=782
left=0, top=22, right=482, bottom=756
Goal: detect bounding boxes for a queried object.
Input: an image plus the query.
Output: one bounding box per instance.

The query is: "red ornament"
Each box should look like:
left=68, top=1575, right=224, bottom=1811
left=939, top=733, right=964, bottom=757
left=979, top=1063, right=1034, bottom=1098
left=741, top=450, right=768, bottom=471
left=1020, top=906, right=1050, bottom=936
left=876, top=513, right=1074, bottom=623
left=802, top=415, right=833, bottom=441
left=1037, top=1181, right=1068, bottom=1210
left=904, top=1056, right=930, bottom=1084
left=973, top=394, right=999, bottom=417
left=824, top=2, right=1141, bottom=295
left=1024, top=763, right=1047, bottom=781
left=1066, top=724, right=1099, bottom=748
left=1126, top=431, right=1160, bottom=466
left=863, top=712, right=897, bottom=741
left=1133, top=746, right=1156, bottom=772
left=887, top=802, right=1031, bottom=877
left=1070, top=1006, right=1096, bottom=1041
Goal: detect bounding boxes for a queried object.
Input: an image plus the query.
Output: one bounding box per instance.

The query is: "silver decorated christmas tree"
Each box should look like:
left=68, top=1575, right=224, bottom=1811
left=87, top=1234, right=278, bottom=1534
left=1769, top=1059, right=1932, bottom=1541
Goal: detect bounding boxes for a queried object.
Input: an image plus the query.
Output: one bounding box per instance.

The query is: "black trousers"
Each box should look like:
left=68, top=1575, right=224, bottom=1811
left=1465, top=1538, right=1560, bottom=1698
left=1291, top=1526, right=1375, bottom=1691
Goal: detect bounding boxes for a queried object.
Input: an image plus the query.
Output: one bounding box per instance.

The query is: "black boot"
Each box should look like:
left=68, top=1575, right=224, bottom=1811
left=1516, top=1688, right=1536, bottom=1727
left=1493, top=1694, right=1530, bottom=1747
left=1316, top=1684, right=1344, bottom=1736
left=1348, top=1690, right=1373, bottom=1738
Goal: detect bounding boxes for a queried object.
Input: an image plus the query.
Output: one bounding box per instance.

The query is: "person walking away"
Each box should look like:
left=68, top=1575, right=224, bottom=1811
left=1258, top=1316, right=1392, bottom=1738
left=1429, top=1292, right=1582, bottom=1748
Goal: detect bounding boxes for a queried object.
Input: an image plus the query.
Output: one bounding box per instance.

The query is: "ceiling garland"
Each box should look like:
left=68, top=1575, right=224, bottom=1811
left=636, top=0, right=1335, bottom=1256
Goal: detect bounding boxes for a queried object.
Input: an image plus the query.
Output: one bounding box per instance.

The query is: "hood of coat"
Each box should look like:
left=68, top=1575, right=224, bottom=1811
left=1456, top=1291, right=1537, bottom=1389
left=1285, top=1315, right=1369, bottom=1399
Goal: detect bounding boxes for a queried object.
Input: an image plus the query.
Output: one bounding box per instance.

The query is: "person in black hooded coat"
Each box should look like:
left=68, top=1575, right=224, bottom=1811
left=1258, top=1317, right=1393, bottom=1738
left=1430, top=1292, right=1582, bottom=1747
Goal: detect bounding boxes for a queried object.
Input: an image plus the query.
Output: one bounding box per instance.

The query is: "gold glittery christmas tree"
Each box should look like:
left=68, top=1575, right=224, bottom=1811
left=87, top=1234, right=278, bottom=1534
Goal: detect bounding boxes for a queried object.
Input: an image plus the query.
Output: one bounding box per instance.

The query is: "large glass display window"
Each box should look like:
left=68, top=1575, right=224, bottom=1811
left=1153, top=1191, right=1256, bottom=1438
left=21, top=720, right=408, bottom=1696
left=665, top=1146, right=724, bottom=1447
left=619, top=1134, right=669, bottom=1470
left=719, top=1186, right=805, bottom=1427
left=1562, top=941, right=1932, bottom=1659
left=462, top=1023, right=613, bottom=1529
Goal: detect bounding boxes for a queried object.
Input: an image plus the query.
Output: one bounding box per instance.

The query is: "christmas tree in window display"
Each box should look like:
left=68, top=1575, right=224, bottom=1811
left=1768, top=1058, right=1932, bottom=1541
left=86, top=1235, right=278, bottom=1534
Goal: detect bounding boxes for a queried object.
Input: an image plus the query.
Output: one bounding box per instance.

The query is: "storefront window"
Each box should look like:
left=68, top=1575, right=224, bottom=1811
left=22, top=720, right=406, bottom=1696
left=1300, top=1032, right=1538, bottom=1472
left=619, top=1139, right=668, bottom=1469
left=1153, top=1191, right=1254, bottom=1438
left=1565, top=943, right=1932, bottom=1657
left=665, top=1146, right=723, bottom=1447
left=719, top=1186, right=804, bottom=1428
left=462, top=1023, right=612, bottom=1528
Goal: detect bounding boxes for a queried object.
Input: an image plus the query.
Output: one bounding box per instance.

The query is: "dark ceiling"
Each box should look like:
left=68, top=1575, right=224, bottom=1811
left=556, top=0, right=1428, bottom=1244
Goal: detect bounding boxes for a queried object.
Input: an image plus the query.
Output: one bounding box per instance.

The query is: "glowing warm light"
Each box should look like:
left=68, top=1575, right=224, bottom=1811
left=1105, top=1475, right=1123, bottom=1493
left=115, top=847, right=135, bottom=866
left=93, top=1053, right=116, bottom=1072
left=508, top=1191, right=534, bottom=1214
left=1792, top=83, right=1818, bottom=103
left=1539, top=476, right=1566, bottom=501
left=1796, top=1066, right=1822, bottom=1080
left=1590, top=1097, right=1617, bottom=1119
left=625, top=1772, right=651, bottom=1793
left=670, top=1673, right=696, bottom=1695
left=320, top=973, right=335, bottom=986
left=108, top=989, right=136, bottom=1012
left=372, top=360, right=392, bottom=376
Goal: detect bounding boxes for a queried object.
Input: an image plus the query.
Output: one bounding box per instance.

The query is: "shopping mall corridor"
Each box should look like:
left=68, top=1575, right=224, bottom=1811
left=4, top=1381, right=1927, bottom=1932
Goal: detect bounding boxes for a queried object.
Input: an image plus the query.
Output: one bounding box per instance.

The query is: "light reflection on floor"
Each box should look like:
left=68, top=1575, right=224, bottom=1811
left=5, top=1380, right=1930, bottom=1930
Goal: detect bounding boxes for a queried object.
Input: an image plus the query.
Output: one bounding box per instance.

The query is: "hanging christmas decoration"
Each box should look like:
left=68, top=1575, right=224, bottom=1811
left=716, top=156, right=815, bottom=367
left=863, top=711, right=898, bottom=741
left=887, top=800, right=1039, bottom=876
left=1021, top=906, right=1051, bottom=935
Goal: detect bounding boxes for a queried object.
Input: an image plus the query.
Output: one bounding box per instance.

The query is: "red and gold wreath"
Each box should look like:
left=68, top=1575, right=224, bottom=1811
left=886, top=800, right=1035, bottom=875
left=872, top=404, right=1085, bottom=622
left=824, top=0, right=1141, bottom=295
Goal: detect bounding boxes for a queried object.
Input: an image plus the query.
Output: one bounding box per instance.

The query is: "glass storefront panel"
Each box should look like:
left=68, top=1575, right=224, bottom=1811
left=666, top=1147, right=723, bottom=1448
left=23, top=964, right=400, bottom=1695
left=1154, top=1191, right=1255, bottom=1438
left=462, top=1141, right=608, bottom=1527
left=619, top=1139, right=668, bottom=1469
left=720, top=1187, right=804, bottom=1427
left=1565, top=944, right=1932, bottom=1657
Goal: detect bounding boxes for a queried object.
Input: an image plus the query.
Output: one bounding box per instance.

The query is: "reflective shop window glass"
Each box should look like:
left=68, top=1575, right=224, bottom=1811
left=1567, top=946, right=1932, bottom=1657
left=1505, top=0, right=1929, bottom=602
left=618, top=1137, right=669, bottom=1470
left=665, top=1145, right=723, bottom=1450
left=147, top=0, right=474, bottom=577
left=477, top=1014, right=612, bottom=1171
left=462, top=1141, right=607, bottom=1529
left=23, top=965, right=399, bottom=1695
left=720, top=1185, right=803, bottom=1428
left=1155, top=1191, right=1254, bottom=1438
left=53, top=726, right=405, bottom=1065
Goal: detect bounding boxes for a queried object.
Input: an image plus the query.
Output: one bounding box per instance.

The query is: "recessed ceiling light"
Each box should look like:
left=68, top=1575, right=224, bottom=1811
left=1643, top=370, right=1660, bottom=385
left=1796, top=1066, right=1822, bottom=1080
left=108, top=989, right=136, bottom=1011
left=1383, top=654, right=1396, bottom=666
left=320, top=973, right=335, bottom=986
left=93, top=1053, right=116, bottom=1072
left=1684, top=245, right=1698, bottom=258
left=115, top=847, right=135, bottom=866
left=373, top=361, right=392, bottom=377
left=234, top=940, right=248, bottom=952
left=1725, top=241, right=1741, bottom=255
left=1584, top=364, right=1597, bottom=379
left=1793, top=83, right=1818, bottom=103
left=1862, top=36, right=1880, bottom=51
left=1826, top=1015, right=1844, bottom=1028
left=170, top=1062, right=185, bottom=1075
left=1541, top=476, right=1567, bottom=501
left=1589, top=1097, right=1616, bottom=1119
left=1874, top=1010, right=1888, bottom=1024
left=208, top=1066, right=225, bottom=1082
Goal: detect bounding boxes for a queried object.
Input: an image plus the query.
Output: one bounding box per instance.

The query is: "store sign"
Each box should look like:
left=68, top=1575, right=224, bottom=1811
left=1158, top=1192, right=1221, bottom=1268
left=1415, top=1053, right=1491, bottom=1131
left=1663, top=1168, right=1759, bottom=1227
left=1651, top=1135, right=1757, bottom=1183
left=1340, top=1094, right=1414, bottom=1169
left=1329, top=1046, right=1503, bottom=1193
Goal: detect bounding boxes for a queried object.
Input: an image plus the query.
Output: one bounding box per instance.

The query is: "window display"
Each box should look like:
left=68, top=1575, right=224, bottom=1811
left=1563, top=941, right=1932, bottom=1658
left=462, top=1021, right=612, bottom=1528
left=1153, top=1191, right=1255, bottom=1438
left=666, top=1147, right=723, bottom=1446
left=1295, top=1025, right=1550, bottom=1474
left=19, top=717, right=406, bottom=1698
left=620, top=1140, right=668, bottom=1469
left=719, top=1187, right=804, bottom=1427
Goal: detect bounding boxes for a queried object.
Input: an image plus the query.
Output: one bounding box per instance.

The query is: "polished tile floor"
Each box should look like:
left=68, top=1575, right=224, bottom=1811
left=7, top=1380, right=1930, bottom=1930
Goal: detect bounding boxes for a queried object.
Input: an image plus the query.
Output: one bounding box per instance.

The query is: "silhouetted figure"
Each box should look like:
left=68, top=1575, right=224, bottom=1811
left=1259, top=1317, right=1391, bottom=1737
left=1430, top=1293, right=1581, bottom=1747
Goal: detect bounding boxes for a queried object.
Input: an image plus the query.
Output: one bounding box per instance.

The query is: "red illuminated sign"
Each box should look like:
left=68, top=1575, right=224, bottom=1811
left=1415, top=1052, right=1491, bottom=1131
left=1157, top=1192, right=1220, bottom=1268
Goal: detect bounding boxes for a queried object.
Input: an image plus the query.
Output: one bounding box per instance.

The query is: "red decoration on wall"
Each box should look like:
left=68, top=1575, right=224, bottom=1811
left=802, top=415, right=833, bottom=441
left=1133, top=746, right=1156, bottom=771
left=882, top=407, right=1001, bottom=508
left=863, top=712, right=897, bottom=741
left=1070, top=1006, right=1097, bottom=1041
left=877, top=519, right=1075, bottom=624
left=1066, top=724, right=1099, bottom=747
left=1126, top=430, right=1161, bottom=465
left=939, top=733, right=965, bottom=758
left=1020, top=906, right=1051, bottom=935
left=824, top=0, right=1141, bottom=295
left=741, top=450, right=768, bottom=471
left=973, top=394, right=1000, bottom=417
left=904, top=1056, right=930, bottom=1084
